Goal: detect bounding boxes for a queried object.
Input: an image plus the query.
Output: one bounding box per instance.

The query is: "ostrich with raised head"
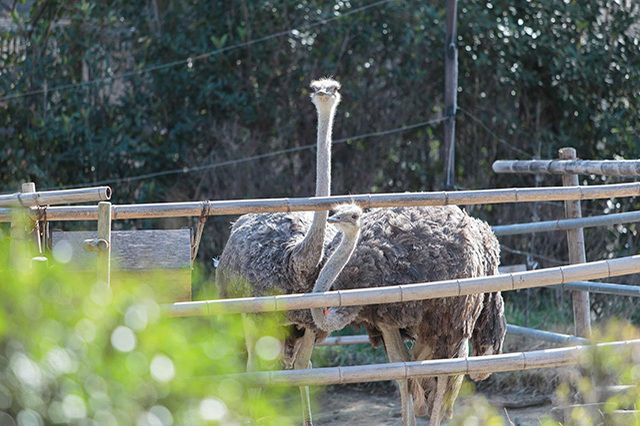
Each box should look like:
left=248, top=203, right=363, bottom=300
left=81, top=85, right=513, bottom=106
left=216, top=78, right=343, bottom=425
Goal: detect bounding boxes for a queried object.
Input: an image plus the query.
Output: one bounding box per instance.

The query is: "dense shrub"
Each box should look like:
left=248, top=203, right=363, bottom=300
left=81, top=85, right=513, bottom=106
left=2, top=0, right=639, bottom=309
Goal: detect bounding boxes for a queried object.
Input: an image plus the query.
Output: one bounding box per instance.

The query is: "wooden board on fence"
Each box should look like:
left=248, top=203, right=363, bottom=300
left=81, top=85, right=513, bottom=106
left=51, top=229, right=191, bottom=302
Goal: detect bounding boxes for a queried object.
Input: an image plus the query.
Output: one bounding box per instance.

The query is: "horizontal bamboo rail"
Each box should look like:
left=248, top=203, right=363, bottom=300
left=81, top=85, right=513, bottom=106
left=219, top=339, right=640, bottom=387
left=560, top=281, right=640, bottom=298
left=493, top=159, right=640, bottom=177
left=2, top=182, right=640, bottom=222
left=0, top=186, right=111, bottom=208
left=163, top=254, right=640, bottom=317
left=318, top=324, right=588, bottom=347
left=493, top=210, right=640, bottom=236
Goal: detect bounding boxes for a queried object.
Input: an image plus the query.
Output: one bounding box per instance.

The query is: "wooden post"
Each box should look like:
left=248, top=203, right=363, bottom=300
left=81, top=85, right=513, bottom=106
left=10, top=182, right=40, bottom=262
left=443, top=0, right=459, bottom=189
left=97, top=201, right=112, bottom=286
left=559, top=148, right=591, bottom=338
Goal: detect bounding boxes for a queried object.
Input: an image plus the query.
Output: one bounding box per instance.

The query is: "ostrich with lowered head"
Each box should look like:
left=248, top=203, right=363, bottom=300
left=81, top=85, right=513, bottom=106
left=216, top=78, right=343, bottom=425
left=311, top=204, right=504, bottom=426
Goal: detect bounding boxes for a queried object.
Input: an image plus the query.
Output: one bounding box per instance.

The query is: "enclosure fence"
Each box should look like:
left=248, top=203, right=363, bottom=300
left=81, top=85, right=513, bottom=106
left=5, top=154, right=640, bottom=392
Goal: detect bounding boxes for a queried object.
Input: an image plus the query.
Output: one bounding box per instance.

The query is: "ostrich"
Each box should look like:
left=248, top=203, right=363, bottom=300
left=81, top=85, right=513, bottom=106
left=310, top=204, right=362, bottom=333
left=314, top=205, right=505, bottom=426
left=216, top=78, right=342, bottom=425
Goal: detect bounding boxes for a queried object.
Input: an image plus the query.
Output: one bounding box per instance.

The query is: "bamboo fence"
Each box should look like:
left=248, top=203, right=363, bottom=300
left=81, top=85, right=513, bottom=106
left=0, top=186, right=111, bottom=207
left=2, top=182, right=640, bottom=222
left=560, top=148, right=590, bottom=337
left=219, top=339, right=640, bottom=387
left=163, top=254, right=640, bottom=317
left=493, top=159, right=640, bottom=176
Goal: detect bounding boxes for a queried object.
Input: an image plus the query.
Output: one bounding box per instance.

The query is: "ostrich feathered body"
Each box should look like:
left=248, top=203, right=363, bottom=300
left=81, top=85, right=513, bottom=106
left=216, top=211, right=339, bottom=328
left=217, top=204, right=505, bottom=421
left=328, top=205, right=504, bottom=420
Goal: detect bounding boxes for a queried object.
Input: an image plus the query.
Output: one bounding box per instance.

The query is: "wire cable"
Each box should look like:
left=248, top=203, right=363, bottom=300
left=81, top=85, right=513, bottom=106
left=0, top=0, right=396, bottom=102
left=457, top=106, right=534, bottom=158
left=46, top=115, right=448, bottom=189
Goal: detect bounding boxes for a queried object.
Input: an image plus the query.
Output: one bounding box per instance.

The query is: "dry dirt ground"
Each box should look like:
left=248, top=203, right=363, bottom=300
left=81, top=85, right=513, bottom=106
left=313, top=386, right=553, bottom=425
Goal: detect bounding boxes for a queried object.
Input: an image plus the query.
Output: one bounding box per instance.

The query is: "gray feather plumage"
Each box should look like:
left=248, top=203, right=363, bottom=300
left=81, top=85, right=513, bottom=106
left=216, top=204, right=505, bottom=420
left=216, top=211, right=339, bottom=329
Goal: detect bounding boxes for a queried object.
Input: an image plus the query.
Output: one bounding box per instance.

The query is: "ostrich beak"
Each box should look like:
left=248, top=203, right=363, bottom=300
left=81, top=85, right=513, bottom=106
left=327, top=216, right=343, bottom=224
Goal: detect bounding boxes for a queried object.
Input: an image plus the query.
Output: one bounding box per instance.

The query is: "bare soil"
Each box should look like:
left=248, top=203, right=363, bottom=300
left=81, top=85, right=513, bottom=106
left=313, top=386, right=553, bottom=425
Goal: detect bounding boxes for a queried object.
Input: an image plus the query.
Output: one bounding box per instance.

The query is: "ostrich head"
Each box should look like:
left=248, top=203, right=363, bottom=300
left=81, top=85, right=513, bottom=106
left=310, top=78, right=341, bottom=112
left=328, top=204, right=362, bottom=237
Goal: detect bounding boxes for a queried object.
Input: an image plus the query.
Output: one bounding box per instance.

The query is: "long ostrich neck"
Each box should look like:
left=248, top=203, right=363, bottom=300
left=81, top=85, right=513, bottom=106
left=292, top=104, right=336, bottom=277
left=310, top=228, right=359, bottom=332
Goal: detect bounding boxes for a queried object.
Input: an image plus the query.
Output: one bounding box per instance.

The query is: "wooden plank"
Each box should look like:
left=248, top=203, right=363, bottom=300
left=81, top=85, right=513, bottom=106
left=52, top=229, right=191, bottom=270
left=52, top=228, right=191, bottom=303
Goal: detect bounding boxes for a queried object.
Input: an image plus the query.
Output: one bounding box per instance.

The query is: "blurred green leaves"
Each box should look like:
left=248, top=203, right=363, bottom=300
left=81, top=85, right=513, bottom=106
left=0, top=236, right=296, bottom=425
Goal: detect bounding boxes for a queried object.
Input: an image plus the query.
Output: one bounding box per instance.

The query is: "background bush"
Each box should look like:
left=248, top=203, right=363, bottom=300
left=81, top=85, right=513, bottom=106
left=2, top=0, right=640, bottom=321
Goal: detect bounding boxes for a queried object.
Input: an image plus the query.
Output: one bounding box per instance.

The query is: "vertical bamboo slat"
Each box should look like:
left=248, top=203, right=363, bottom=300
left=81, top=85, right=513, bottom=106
left=97, top=202, right=112, bottom=286
left=23, top=183, right=43, bottom=253
left=560, top=148, right=591, bottom=338
left=9, top=183, right=37, bottom=262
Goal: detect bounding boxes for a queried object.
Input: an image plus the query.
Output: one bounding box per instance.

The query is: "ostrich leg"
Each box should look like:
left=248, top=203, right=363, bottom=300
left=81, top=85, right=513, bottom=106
left=380, top=327, right=416, bottom=426
left=293, top=329, right=317, bottom=426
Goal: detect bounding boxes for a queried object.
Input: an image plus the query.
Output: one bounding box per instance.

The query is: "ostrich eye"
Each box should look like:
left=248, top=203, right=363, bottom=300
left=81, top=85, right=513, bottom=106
left=351, top=215, right=357, bottom=219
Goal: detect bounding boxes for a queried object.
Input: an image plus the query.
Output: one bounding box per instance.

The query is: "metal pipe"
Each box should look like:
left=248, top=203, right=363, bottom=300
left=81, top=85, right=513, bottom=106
left=560, top=281, right=640, bottom=298
left=2, top=182, right=640, bottom=222
left=493, top=159, right=640, bottom=177
left=0, top=186, right=111, bottom=207
left=493, top=210, right=640, bottom=236
left=506, top=324, right=588, bottom=345
left=317, top=324, right=588, bottom=347
left=317, top=335, right=371, bottom=346
left=218, top=339, right=640, bottom=387
left=162, top=254, right=640, bottom=317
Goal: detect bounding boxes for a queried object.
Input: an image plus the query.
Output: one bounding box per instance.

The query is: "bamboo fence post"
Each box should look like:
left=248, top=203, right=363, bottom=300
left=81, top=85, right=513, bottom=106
left=560, top=148, right=591, bottom=338
left=443, top=0, right=458, bottom=189
left=9, top=185, right=26, bottom=265
left=96, top=201, right=112, bottom=286
left=9, top=183, right=40, bottom=262
left=24, top=182, right=43, bottom=253
left=0, top=185, right=111, bottom=208
left=492, top=159, right=640, bottom=176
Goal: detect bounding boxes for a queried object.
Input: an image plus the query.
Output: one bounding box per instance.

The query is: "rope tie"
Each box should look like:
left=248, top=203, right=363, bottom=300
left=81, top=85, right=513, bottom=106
left=191, top=200, right=210, bottom=265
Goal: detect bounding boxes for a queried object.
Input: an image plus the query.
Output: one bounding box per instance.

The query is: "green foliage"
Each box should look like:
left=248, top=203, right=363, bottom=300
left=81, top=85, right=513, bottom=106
left=0, top=234, right=297, bottom=425
left=1, top=1, right=640, bottom=300
left=545, top=321, right=640, bottom=426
